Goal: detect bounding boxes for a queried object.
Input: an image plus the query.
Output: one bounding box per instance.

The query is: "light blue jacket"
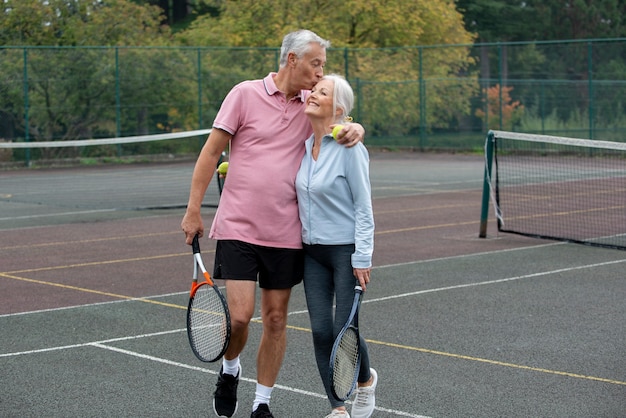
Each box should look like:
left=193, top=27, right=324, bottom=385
left=295, top=134, right=374, bottom=268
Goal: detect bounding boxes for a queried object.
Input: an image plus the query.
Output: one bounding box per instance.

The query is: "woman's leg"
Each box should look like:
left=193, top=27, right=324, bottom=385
left=303, top=245, right=343, bottom=409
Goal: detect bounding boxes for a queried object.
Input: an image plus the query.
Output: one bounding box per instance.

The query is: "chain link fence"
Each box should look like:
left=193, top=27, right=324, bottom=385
left=1, top=38, right=625, bottom=164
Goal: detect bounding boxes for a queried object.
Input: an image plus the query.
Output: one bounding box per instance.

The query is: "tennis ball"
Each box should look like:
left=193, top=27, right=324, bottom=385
left=332, top=125, right=344, bottom=140
left=217, top=161, right=229, bottom=175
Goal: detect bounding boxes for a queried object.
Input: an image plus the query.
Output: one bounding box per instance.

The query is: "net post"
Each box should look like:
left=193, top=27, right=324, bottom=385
left=479, top=131, right=495, bottom=238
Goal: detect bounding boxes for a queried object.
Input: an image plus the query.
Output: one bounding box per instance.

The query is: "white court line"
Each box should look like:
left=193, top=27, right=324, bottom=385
left=0, top=329, right=428, bottom=417
left=287, top=256, right=626, bottom=315
left=0, top=243, right=560, bottom=319
left=3, top=252, right=624, bottom=417
left=0, top=291, right=187, bottom=318
left=368, top=258, right=626, bottom=304
left=0, top=208, right=117, bottom=221
left=3, top=256, right=624, bottom=352
left=92, top=343, right=429, bottom=418
left=0, top=329, right=184, bottom=358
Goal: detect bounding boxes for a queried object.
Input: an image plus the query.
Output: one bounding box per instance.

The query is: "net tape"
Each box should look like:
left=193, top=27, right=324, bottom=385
left=490, top=130, right=626, bottom=151
left=0, top=129, right=212, bottom=149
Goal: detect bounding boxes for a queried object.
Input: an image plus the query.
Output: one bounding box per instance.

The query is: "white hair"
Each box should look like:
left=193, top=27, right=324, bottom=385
left=323, top=74, right=354, bottom=124
left=279, top=30, right=330, bottom=68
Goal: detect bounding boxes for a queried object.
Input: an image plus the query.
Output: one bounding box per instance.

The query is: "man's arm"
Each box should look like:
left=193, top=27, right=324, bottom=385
left=181, top=128, right=232, bottom=245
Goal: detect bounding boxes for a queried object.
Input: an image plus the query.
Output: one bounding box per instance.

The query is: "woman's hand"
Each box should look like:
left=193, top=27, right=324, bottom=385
left=353, top=267, right=371, bottom=291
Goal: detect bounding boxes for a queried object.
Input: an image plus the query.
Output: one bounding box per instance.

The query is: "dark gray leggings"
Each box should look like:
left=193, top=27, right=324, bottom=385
left=302, top=243, right=371, bottom=409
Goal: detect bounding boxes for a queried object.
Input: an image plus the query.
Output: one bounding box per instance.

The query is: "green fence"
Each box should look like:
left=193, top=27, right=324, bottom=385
left=1, top=38, right=625, bottom=163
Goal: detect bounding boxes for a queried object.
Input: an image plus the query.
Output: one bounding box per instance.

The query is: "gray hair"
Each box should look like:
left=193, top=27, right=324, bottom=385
left=279, top=30, right=331, bottom=68
left=323, top=74, right=354, bottom=124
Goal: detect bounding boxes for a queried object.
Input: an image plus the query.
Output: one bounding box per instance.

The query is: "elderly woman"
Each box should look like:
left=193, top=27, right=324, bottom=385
left=295, top=74, right=377, bottom=418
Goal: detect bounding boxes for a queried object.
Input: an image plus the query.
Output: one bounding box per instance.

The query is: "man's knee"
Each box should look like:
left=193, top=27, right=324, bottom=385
left=261, top=290, right=291, bottom=332
left=230, top=314, right=252, bottom=332
left=263, top=308, right=288, bottom=333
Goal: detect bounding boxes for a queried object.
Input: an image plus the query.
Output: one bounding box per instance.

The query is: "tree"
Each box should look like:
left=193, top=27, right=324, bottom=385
left=0, top=0, right=169, bottom=46
left=455, top=0, right=626, bottom=135
left=456, top=0, right=626, bottom=43
left=0, top=0, right=200, bottom=148
left=455, top=0, right=537, bottom=43
left=174, top=0, right=478, bottom=137
left=475, top=84, right=524, bottom=130
left=527, top=0, right=626, bottom=40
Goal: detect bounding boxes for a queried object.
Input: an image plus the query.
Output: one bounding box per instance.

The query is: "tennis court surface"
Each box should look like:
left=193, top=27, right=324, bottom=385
left=1, top=151, right=624, bottom=417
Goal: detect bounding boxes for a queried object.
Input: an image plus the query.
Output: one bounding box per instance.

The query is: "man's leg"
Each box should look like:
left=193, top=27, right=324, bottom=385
left=213, top=280, right=256, bottom=418
left=224, top=280, right=256, bottom=360
left=253, top=288, right=292, bottom=408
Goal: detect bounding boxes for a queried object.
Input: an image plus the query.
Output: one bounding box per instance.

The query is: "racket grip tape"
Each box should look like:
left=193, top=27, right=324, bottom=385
left=192, top=233, right=201, bottom=254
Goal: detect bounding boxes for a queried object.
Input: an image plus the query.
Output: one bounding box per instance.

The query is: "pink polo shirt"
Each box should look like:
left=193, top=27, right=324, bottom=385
left=208, top=73, right=312, bottom=249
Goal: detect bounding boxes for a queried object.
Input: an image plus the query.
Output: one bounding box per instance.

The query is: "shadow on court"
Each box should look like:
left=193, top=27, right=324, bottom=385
left=1, top=151, right=624, bottom=417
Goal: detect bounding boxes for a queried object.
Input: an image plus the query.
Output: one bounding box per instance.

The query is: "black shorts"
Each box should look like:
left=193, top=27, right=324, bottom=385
left=213, top=240, right=304, bottom=289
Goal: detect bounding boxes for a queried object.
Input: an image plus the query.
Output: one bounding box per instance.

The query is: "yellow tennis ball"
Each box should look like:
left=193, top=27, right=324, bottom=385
left=332, top=125, right=344, bottom=140
left=217, top=161, right=229, bottom=175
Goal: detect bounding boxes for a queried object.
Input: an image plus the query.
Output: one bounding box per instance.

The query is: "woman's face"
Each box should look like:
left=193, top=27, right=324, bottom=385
left=305, top=78, right=334, bottom=119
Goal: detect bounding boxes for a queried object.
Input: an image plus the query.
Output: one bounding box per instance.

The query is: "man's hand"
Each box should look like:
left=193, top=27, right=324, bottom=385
left=331, top=122, right=365, bottom=147
left=181, top=211, right=203, bottom=245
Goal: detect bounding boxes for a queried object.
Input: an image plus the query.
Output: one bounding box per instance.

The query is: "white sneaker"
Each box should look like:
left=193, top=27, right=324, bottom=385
left=351, top=368, right=377, bottom=418
left=325, top=409, right=350, bottom=418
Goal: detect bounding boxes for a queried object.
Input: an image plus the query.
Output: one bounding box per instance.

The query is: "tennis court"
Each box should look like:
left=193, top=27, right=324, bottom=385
left=1, top=150, right=624, bottom=417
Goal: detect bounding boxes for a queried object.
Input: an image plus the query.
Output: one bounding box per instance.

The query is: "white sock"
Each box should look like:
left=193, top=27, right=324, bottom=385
left=222, top=356, right=240, bottom=376
left=252, top=383, right=273, bottom=411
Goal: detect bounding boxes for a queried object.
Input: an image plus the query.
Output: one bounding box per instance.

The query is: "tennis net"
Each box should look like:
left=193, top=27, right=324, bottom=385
left=0, top=130, right=228, bottom=224
left=0, top=129, right=211, bottom=167
left=480, top=130, right=626, bottom=250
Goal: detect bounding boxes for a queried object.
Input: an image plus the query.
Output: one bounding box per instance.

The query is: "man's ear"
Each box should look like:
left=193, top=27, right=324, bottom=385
left=287, top=52, right=298, bottom=67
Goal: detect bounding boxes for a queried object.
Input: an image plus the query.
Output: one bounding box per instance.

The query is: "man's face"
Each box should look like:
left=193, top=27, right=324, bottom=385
left=292, top=43, right=326, bottom=90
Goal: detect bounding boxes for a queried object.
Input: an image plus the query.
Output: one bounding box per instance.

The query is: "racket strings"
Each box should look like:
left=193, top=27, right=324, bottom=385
left=188, top=285, right=228, bottom=361
left=332, top=327, right=360, bottom=399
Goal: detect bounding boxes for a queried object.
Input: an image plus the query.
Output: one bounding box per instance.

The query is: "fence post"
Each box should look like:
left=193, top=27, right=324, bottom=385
left=587, top=41, right=594, bottom=139
left=419, top=47, right=426, bottom=149
left=497, top=43, right=503, bottom=130
left=355, top=78, right=361, bottom=123
left=115, top=47, right=122, bottom=156
left=344, top=47, right=349, bottom=80
left=23, top=48, right=31, bottom=166
left=197, top=48, right=203, bottom=130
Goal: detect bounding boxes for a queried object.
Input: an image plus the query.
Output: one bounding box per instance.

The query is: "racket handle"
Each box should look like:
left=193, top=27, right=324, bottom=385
left=192, top=233, right=201, bottom=254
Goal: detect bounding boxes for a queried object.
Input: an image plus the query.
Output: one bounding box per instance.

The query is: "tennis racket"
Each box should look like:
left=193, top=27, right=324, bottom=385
left=330, top=283, right=363, bottom=401
left=186, top=234, right=231, bottom=362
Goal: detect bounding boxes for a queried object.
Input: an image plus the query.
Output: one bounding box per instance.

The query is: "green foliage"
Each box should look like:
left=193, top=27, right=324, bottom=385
left=176, top=0, right=474, bottom=47
left=0, top=0, right=197, bottom=149
left=520, top=98, right=626, bottom=142
left=1, top=0, right=625, bottom=163
left=0, top=0, right=171, bottom=46
left=455, top=0, right=626, bottom=42
left=527, top=0, right=626, bottom=40
left=174, top=0, right=478, bottom=136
